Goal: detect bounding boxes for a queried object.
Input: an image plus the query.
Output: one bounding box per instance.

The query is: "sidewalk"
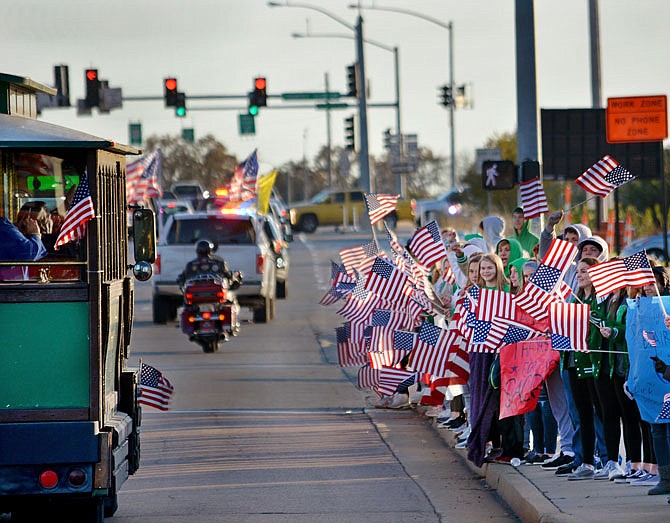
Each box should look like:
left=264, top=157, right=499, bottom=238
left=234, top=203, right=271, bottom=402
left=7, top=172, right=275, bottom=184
left=421, top=407, right=670, bottom=523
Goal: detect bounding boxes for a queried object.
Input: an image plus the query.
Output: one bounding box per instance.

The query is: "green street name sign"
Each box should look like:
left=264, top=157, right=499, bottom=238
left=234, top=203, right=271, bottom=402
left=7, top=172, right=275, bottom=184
left=281, top=91, right=342, bottom=101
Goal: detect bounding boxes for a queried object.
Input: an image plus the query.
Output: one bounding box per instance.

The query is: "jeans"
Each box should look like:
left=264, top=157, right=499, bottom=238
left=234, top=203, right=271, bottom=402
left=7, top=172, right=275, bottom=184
left=528, top=398, right=558, bottom=454
left=650, top=423, right=670, bottom=467
left=545, top=368, right=575, bottom=455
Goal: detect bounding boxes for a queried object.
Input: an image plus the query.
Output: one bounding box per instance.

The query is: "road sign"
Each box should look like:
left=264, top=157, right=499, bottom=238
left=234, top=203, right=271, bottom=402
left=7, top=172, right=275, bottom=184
left=182, top=128, right=194, bottom=142
left=315, top=103, right=349, bottom=110
left=129, top=123, right=142, bottom=146
left=281, top=92, right=341, bottom=101
left=606, top=95, right=667, bottom=143
left=238, top=113, right=255, bottom=135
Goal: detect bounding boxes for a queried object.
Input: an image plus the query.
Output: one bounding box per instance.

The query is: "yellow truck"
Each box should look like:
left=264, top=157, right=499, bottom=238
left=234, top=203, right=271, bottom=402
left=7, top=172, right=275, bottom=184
left=289, top=189, right=414, bottom=233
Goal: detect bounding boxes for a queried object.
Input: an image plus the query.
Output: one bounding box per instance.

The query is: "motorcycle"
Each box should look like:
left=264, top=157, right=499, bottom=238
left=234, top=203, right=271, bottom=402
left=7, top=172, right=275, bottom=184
left=178, top=271, right=242, bottom=353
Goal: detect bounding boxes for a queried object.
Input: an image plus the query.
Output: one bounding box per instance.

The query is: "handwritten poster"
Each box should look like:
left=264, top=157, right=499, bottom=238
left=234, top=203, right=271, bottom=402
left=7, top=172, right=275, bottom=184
left=499, top=339, right=560, bottom=419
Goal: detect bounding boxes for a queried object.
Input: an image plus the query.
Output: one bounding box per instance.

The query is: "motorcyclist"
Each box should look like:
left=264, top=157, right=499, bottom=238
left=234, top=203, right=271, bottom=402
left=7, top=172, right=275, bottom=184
left=177, top=240, right=240, bottom=288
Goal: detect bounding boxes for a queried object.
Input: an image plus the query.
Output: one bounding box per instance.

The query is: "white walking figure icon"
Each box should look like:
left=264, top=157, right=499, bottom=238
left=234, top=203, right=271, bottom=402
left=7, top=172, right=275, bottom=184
left=486, top=163, right=499, bottom=187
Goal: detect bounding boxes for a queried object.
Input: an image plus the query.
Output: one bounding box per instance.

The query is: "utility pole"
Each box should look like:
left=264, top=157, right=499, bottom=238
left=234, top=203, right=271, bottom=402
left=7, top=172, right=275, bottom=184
left=324, top=72, right=333, bottom=190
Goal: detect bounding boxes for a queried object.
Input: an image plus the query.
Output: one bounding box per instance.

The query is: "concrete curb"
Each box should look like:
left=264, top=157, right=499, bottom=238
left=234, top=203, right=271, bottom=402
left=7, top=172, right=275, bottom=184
left=421, top=409, right=579, bottom=523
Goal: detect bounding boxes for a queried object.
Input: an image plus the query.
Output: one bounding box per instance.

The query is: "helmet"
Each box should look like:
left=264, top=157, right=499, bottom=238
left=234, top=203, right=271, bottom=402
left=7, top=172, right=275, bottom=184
left=196, top=240, right=214, bottom=257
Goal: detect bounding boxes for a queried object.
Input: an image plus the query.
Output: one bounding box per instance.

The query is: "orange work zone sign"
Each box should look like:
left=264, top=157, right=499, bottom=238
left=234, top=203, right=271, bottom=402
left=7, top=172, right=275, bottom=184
left=606, top=95, right=668, bottom=143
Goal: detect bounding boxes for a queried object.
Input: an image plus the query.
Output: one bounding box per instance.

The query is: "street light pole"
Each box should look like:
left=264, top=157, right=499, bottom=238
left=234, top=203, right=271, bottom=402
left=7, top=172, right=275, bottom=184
left=324, top=71, right=332, bottom=189
left=268, top=1, right=372, bottom=192
left=350, top=4, right=456, bottom=190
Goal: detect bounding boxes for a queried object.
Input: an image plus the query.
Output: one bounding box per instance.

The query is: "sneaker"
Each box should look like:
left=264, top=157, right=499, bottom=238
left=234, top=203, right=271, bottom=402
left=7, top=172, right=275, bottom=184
left=567, top=463, right=595, bottom=481
left=387, top=393, right=411, bottom=409
left=455, top=440, right=468, bottom=449
left=629, top=473, right=659, bottom=487
left=423, top=406, right=444, bottom=417
left=493, top=456, right=513, bottom=464
left=444, top=414, right=466, bottom=429
left=618, top=469, right=647, bottom=484
left=373, top=396, right=391, bottom=408
left=593, top=460, right=619, bottom=480
left=484, top=447, right=503, bottom=462
left=609, top=461, right=629, bottom=481
left=435, top=409, right=454, bottom=423
left=542, top=452, right=574, bottom=470
left=555, top=461, right=577, bottom=476
left=524, top=451, right=550, bottom=465
left=456, top=426, right=471, bottom=442
left=448, top=418, right=467, bottom=432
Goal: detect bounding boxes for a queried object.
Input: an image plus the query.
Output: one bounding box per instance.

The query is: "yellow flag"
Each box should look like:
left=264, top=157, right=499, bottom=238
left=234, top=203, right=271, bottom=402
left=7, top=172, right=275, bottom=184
left=256, top=169, right=278, bottom=215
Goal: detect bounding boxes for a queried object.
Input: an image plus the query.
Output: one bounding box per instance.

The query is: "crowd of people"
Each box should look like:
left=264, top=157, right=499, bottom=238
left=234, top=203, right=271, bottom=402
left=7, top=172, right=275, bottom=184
left=376, top=206, right=670, bottom=499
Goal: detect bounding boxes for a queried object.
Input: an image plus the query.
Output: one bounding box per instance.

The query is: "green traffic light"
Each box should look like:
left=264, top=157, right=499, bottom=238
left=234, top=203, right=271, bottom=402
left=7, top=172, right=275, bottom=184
left=176, top=106, right=186, bottom=117
left=249, top=105, right=259, bottom=116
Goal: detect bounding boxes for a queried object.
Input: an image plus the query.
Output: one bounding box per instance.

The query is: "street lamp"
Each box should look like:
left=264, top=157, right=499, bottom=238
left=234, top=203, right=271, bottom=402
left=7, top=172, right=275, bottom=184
left=349, top=3, right=456, bottom=191
left=268, top=1, right=373, bottom=192
left=292, top=30, right=404, bottom=196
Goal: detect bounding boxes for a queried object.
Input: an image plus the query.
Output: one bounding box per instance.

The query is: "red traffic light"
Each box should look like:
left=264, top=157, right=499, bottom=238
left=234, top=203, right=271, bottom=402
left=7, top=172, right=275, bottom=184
left=254, top=77, right=266, bottom=90
left=85, top=69, right=98, bottom=81
left=165, top=78, right=177, bottom=91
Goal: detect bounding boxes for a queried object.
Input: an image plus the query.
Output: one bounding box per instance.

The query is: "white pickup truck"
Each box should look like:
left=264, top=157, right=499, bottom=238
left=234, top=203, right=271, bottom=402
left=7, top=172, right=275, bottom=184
left=152, top=211, right=277, bottom=324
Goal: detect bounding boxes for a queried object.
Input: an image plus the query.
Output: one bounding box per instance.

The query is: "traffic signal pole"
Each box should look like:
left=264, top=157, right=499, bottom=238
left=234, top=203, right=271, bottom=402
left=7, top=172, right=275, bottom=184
left=355, top=15, right=372, bottom=193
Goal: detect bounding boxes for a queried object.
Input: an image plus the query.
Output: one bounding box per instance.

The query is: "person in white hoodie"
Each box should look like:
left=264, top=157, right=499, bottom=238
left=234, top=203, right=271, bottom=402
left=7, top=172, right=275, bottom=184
left=538, top=210, right=593, bottom=292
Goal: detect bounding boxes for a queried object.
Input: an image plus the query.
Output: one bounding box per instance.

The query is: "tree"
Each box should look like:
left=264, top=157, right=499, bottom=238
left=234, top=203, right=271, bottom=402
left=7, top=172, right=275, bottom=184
left=145, top=134, right=238, bottom=193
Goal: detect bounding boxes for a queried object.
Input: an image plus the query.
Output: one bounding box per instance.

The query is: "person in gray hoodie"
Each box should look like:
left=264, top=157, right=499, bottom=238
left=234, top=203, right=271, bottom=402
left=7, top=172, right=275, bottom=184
left=479, top=215, right=505, bottom=254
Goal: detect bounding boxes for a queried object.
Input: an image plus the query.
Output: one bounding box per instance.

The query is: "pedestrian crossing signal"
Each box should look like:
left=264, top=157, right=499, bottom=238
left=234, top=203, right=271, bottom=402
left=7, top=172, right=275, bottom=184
left=482, top=160, right=516, bottom=190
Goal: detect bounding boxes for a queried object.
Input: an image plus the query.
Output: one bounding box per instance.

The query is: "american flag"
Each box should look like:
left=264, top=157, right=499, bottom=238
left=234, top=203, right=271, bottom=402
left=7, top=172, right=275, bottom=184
left=384, top=222, right=405, bottom=256
left=319, top=287, right=341, bottom=306
left=365, top=193, right=399, bottom=225
left=377, top=367, right=416, bottom=396
left=409, top=321, right=456, bottom=377
left=468, top=319, right=508, bottom=353
left=336, top=325, right=368, bottom=367
left=126, top=150, right=162, bottom=204
left=139, top=363, right=174, bottom=411
left=541, top=238, right=578, bottom=274
left=365, top=257, right=410, bottom=303
left=501, top=325, right=532, bottom=346
left=444, top=329, right=470, bottom=384
left=656, top=392, right=670, bottom=422
left=643, top=330, right=657, bottom=348
left=548, top=302, right=589, bottom=351
left=407, top=220, right=448, bottom=268
left=357, top=363, right=379, bottom=391
left=230, top=149, right=259, bottom=199
left=339, top=241, right=379, bottom=276
left=575, top=155, right=635, bottom=198
left=54, top=173, right=96, bottom=250
left=475, top=288, right=516, bottom=324
left=513, top=281, right=562, bottom=321
left=337, top=279, right=387, bottom=325
left=369, top=329, right=409, bottom=369
left=519, top=177, right=549, bottom=219
left=587, top=250, right=656, bottom=297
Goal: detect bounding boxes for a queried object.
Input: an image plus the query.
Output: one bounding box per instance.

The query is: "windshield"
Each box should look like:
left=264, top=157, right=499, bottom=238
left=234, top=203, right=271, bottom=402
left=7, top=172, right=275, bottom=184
left=310, top=190, right=331, bottom=204
left=1, top=153, right=85, bottom=282
left=167, top=217, right=256, bottom=245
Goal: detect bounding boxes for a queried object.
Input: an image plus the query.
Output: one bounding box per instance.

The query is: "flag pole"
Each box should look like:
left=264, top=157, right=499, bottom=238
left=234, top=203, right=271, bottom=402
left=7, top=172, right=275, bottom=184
left=653, top=283, right=669, bottom=316
left=563, top=195, right=598, bottom=214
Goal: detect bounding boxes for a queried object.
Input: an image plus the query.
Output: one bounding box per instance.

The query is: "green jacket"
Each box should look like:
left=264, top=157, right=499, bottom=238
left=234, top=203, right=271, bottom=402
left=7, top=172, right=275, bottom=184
left=514, top=219, right=539, bottom=255
left=605, top=301, right=628, bottom=378
left=561, top=292, right=608, bottom=379
left=496, top=237, right=524, bottom=279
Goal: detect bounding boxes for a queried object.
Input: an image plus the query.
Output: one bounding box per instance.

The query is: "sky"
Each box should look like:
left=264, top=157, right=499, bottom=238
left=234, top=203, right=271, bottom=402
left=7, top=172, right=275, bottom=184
left=3, top=0, right=669, bottom=186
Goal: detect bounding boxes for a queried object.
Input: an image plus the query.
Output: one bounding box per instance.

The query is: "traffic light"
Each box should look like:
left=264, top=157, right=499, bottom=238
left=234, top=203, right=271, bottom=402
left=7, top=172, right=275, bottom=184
left=383, top=128, right=392, bottom=150
left=248, top=77, right=267, bottom=116
left=439, top=84, right=452, bottom=107
left=344, top=116, right=355, bottom=151
left=164, top=77, right=178, bottom=107
left=175, top=92, right=186, bottom=117
left=253, top=77, right=267, bottom=107
left=85, top=68, right=100, bottom=108
left=346, top=63, right=358, bottom=98
left=482, top=160, right=517, bottom=190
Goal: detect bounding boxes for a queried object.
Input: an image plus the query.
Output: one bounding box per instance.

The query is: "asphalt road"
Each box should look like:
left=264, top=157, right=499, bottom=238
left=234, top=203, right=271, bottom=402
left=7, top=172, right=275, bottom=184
left=112, top=225, right=518, bottom=523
